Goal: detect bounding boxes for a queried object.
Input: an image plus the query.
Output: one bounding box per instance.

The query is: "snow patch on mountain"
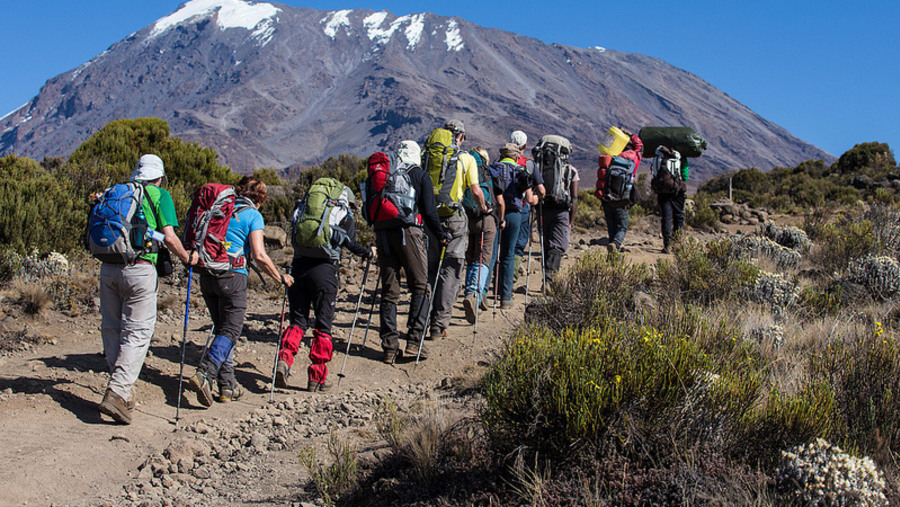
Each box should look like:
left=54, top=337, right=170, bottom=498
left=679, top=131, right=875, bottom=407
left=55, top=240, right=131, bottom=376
left=404, top=14, right=425, bottom=50
left=594, top=46, right=606, bottom=53
left=322, top=10, right=353, bottom=39
left=150, top=0, right=280, bottom=44
left=445, top=20, right=463, bottom=52
left=364, top=11, right=396, bottom=44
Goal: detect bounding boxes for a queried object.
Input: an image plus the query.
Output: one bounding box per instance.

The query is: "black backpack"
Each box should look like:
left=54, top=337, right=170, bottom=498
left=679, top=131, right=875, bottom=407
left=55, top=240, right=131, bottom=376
left=533, top=135, right=574, bottom=209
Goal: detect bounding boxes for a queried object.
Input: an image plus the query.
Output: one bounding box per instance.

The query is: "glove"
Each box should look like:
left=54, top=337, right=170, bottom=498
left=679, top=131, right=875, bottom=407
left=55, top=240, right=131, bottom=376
left=441, top=231, right=453, bottom=245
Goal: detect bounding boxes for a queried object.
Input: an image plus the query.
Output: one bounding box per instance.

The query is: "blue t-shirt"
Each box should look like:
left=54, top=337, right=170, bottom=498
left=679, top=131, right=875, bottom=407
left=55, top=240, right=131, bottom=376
left=226, top=206, right=265, bottom=275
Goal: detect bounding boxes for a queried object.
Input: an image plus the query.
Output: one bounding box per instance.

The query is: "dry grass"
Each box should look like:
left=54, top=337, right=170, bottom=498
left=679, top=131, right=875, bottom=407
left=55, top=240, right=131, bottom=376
left=12, top=280, right=51, bottom=316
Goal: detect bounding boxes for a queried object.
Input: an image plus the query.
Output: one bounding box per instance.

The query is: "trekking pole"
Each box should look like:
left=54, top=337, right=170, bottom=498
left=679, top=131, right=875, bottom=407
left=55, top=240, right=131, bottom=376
left=359, top=272, right=381, bottom=351
left=336, top=256, right=372, bottom=386
left=538, top=202, right=547, bottom=296
left=268, top=267, right=291, bottom=402
left=175, top=266, right=193, bottom=424
left=492, top=247, right=500, bottom=319
left=473, top=216, right=485, bottom=344
left=415, top=246, right=445, bottom=371
left=524, top=213, right=535, bottom=305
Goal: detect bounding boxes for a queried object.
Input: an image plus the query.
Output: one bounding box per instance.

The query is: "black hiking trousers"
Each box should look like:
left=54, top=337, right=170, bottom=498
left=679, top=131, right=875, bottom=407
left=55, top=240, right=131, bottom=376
left=658, top=191, right=686, bottom=247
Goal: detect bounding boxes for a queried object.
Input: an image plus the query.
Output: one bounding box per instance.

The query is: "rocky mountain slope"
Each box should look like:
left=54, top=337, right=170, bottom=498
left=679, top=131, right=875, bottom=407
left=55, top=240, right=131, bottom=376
left=0, top=0, right=832, bottom=180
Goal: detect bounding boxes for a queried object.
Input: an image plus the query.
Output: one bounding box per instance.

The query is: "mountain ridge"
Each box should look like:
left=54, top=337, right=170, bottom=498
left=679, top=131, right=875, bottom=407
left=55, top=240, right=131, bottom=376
left=0, top=0, right=833, bottom=181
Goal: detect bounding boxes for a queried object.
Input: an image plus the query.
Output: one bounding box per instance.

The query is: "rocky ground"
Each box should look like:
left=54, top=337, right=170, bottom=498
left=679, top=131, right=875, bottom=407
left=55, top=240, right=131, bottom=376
left=0, top=216, right=744, bottom=506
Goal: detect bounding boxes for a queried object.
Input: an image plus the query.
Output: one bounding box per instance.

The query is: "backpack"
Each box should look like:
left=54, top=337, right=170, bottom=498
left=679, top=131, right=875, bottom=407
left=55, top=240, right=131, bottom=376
left=650, top=150, right=687, bottom=195
left=491, top=160, right=529, bottom=213
left=533, top=135, right=574, bottom=209
left=601, top=156, right=636, bottom=203
left=461, top=150, right=493, bottom=218
left=292, top=177, right=352, bottom=262
left=365, top=152, right=419, bottom=230
left=183, top=183, right=247, bottom=275
left=422, top=128, right=462, bottom=217
left=86, top=182, right=159, bottom=263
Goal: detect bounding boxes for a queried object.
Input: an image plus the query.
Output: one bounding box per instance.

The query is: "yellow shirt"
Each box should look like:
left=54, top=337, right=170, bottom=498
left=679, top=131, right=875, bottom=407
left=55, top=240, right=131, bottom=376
left=447, top=151, right=480, bottom=203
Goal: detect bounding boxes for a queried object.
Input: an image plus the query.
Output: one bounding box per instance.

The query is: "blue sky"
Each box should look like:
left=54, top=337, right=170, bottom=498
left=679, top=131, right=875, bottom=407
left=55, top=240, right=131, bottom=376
left=2, top=0, right=898, bottom=160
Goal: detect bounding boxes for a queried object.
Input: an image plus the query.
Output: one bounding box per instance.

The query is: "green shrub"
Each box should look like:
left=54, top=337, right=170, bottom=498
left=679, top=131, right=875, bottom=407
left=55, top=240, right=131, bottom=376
left=573, top=190, right=604, bottom=229
left=810, top=330, right=900, bottom=457
left=0, top=155, right=85, bottom=254
left=686, top=193, right=719, bottom=230
left=525, top=250, right=652, bottom=332
left=808, top=219, right=879, bottom=275
left=657, top=237, right=759, bottom=306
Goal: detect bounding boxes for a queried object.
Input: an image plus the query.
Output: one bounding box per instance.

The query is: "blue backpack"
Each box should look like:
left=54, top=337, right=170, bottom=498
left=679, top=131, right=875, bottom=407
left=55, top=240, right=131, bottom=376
left=461, top=151, right=493, bottom=218
left=602, top=156, right=636, bottom=204
left=86, top=182, right=157, bottom=263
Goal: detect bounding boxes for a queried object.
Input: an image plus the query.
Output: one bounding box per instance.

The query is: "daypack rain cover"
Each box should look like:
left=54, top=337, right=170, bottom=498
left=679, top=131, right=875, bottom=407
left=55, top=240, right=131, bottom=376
left=422, top=128, right=461, bottom=217
left=292, top=177, right=350, bottom=261
left=639, top=126, right=708, bottom=158
left=461, top=151, right=493, bottom=217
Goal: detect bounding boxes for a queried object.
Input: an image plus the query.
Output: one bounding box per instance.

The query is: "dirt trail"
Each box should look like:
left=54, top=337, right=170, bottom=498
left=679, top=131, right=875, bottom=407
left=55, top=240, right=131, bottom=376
left=0, top=222, right=684, bottom=506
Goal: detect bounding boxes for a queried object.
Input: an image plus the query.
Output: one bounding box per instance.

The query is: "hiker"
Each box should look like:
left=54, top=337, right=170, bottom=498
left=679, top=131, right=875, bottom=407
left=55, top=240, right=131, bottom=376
left=596, top=129, right=643, bottom=252
left=424, top=119, right=489, bottom=340
left=275, top=179, right=375, bottom=392
left=461, top=147, right=503, bottom=323
left=508, top=131, right=545, bottom=291
left=651, top=145, right=689, bottom=253
left=364, top=141, right=446, bottom=363
left=188, top=176, right=294, bottom=406
left=534, top=135, right=579, bottom=280
left=494, top=143, right=537, bottom=308
left=91, top=154, right=195, bottom=424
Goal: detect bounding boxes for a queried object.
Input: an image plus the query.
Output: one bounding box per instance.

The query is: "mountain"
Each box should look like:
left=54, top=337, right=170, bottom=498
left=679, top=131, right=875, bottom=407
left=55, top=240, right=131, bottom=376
left=0, top=0, right=832, bottom=182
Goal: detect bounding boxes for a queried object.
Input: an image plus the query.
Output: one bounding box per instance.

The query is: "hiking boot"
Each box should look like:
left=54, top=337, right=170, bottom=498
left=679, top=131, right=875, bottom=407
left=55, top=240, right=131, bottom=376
left=307, top=381, right=334, bottom=392
left=217, top=384, right=243, bottom=403
left=274, top=360, right=290, bottom=388
left=126, top=395, right=136, bottom=412
left=383, top=349, right=400, bottom=364
left=99, top=389, right=132, bottom=425
left=661, top=245, right=670, bottom=254
left=500, top=300, right=513, bottom=310
left=405, top=338, right=429, bottom=359
left=479, top=294, right=489, bottom=311
left=188, top=372, right=215, bottom=408
left=429, top=326, right=446, bottom=340
left=463, top=294, right=477, bottom=324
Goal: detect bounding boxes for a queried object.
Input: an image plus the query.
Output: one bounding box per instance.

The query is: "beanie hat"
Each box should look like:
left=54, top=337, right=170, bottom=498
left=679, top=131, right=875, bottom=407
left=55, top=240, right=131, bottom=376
left=510, top=130, right=527, bottom=149
left=130, top=154, right=166, bottom=182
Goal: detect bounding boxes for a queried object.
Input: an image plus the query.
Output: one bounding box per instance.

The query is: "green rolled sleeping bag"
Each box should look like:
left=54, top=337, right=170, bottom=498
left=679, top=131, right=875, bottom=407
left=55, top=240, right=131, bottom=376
left=639, top=126, right=708, bottom=158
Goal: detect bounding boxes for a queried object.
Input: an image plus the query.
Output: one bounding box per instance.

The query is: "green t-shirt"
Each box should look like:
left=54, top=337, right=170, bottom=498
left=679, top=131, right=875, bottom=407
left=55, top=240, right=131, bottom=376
left=139, top=185, right=178, bottom=264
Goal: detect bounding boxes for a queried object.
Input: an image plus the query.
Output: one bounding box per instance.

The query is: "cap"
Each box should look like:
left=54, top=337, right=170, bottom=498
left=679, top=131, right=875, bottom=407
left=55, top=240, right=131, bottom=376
left=444, top=119, right=466, bottom=134
left=130, top=154, right=166, bottom=182
left=500, top=142, right=520, bottom=159
left=510, top=130, right=527, bottom=149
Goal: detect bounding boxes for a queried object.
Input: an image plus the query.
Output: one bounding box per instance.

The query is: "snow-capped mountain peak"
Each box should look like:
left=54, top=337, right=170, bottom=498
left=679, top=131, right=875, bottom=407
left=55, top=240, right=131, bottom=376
left=150, top=0, right=280, bottom=43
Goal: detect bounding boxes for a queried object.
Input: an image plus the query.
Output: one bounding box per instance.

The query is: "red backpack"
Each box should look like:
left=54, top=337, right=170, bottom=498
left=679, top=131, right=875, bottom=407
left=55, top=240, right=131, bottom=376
left=365, top=152, right=419, bottom=230
left=183, top=183, right=248, bottom=274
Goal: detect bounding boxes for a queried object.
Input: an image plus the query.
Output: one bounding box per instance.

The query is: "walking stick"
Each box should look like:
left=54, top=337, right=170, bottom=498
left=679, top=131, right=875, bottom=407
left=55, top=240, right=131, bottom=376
left=473, top=216, right=485, bottom=344
left=268, top=267, right=291, bottom=402
left=359, top=272, right=380, bottom=351
left=175, top=266, right=193, bottom=423
left=524, top=213, right=535, bottom=304
left=336, top=256, right=372, bottom=386
left=415, top=246, right=446, bottom=370
left=538, top=202, right=547, bottom=296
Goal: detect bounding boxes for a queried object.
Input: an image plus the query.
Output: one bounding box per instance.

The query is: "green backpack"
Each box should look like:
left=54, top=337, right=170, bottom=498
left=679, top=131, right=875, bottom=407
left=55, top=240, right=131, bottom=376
left=422, top=128, right=462, bottom=217
left=292, top=177, right=352, bottom=261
